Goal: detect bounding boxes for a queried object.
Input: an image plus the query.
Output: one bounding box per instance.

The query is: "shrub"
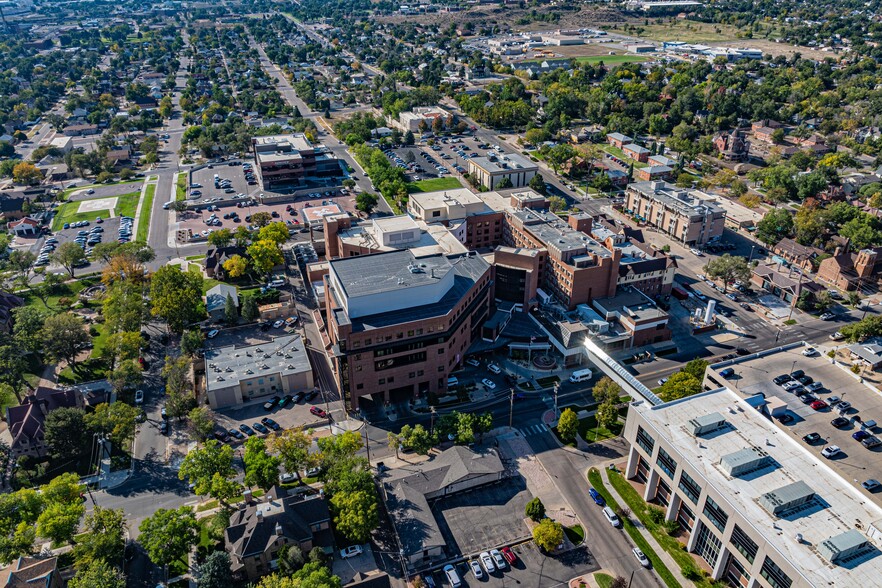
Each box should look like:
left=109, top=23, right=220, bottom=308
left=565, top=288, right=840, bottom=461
left=646, top=506, right=665, bottom=525
left=525, top=497, right=545, bottom=521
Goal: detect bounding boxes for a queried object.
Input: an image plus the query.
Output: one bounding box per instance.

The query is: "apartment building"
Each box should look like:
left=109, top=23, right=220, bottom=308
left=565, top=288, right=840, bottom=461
left=625, top=181, right=725, bottom=246
left=467, top=154, right=538, bottom=190
left=624, top=387, right=882, bottom=588
left=251, top=134, right=342, bottom=190
left=324, top=249, right=492, bottom=410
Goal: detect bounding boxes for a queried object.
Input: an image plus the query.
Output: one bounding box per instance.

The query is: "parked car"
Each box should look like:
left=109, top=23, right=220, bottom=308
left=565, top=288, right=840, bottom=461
left=213, top=430, right=229, bottom=442
left=501, top=547, right=517, bottom=564
left=588, top=487, right=605, bottom=506
left=863, top=479, right=881, bottom=492
left=340, top=545, right=363, bottom=559
left=862, top=436, right=881, bottom=449
left=206, top=329, right=219, bottom=338
left=468, top=560, right=483, bottom=580
left=811, top=400, right=828, bottom=410
left=261, top=417, right=281, bottom=431
left=134, top=390, right=144, bottom=404
left=854, top=430, right=871, bottom=441
left=443, top=565, right=461, bottom=588
left=602, top=506, right=621, bottom=527
left=831, top=417, right=850, bottom=428
left=820, top=312, right=835, bottom=320
left=802, top=347, right=817, bottom=357
left=821, top=445, right=841, bottom=458
left=481, top=378, right=497, bottom=390
left=239, top=424, right=255, bottom=436
left=263, top=396, right=281, bottom=411
left=490, top=549, right=506, bottom=569
left=279, top=395, right=293, bottom=408
left=802, top=432, right=822, bottom=444
left=479, top=552, right=496, bottom=574
left=310, top=406, right=328, bottom=418
left=465, top=357, right=480, bottom=367
left=633, top=547, right=650, bottom=568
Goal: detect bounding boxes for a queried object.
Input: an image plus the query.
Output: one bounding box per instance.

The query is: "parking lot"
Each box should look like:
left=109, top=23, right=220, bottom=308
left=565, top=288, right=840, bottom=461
left=424, top=541, right=597, bottom=588
left=709, top=344, right=882, bottom=502
left=380, top=135, right=502, bottom=180
left=433, top=477, right=533, bottom=557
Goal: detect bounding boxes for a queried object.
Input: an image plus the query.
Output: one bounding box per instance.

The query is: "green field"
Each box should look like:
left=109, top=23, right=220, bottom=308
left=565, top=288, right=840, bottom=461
left=137, top=185, right=155, bottom=242
left=176, top=173, right=187, bottom=201
left=600, top=143, right=649, bottom=169
left=576, top=54, right=648, bottom=65
left=52, top=191, right=141, bottom=231
left=406, top=177, right=464, bottom=193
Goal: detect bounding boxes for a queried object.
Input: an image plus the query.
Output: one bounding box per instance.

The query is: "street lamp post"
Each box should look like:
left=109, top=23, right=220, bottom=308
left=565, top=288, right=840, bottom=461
left=509, top=389, right=515, bottom=429
left=553, top=382, right=560, bottom=420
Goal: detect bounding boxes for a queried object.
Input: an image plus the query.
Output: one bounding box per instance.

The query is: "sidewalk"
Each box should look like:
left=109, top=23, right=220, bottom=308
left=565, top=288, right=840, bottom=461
left=598, top=464, right=691, bottom=588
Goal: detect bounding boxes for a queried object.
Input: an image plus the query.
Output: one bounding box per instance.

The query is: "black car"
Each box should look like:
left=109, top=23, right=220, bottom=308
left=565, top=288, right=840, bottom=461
left=777, top=414, right=794, bottom=424
left=261, top=417, right=281, bottom=431
left=279, top=394, right=293, bottom=408
left=773, top=375, right=793, bottom=385
left=797, top=375, right=814, bottom=385
left=292, top=391, right=305, bottom=403
left=800, top=394, right=818, bottom=405
left=802, top=432, right=822, bottom=444
left=735, top=347, right=749, bottom=356
left=213, top=430, right=229, bottom=442
left=252, top=422, right=269, bottom=435
left=263, top=396, right=281, bottom=411
left=240, top=424, right=255, bottom=436
left=791, top=369, right=805, bottom=379
left=305, top=390, right=319, bottom=402
left=831, top=417, right=850, bottom=428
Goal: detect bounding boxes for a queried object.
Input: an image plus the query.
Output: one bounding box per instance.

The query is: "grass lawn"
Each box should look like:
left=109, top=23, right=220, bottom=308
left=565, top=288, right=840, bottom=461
left=605, top=469, right=717, bottom=587
left=564, top=524, right=584, bottom=545
left=176, top=173, right=187, bottom=201
left=21, top=276, right=99, bottom=311
left=575, top=54, right=648, bottom=65
left=137, top=184, right=155, bottom=242
left=187, top=263, right=221, bottom=294
left=90, top=321, right=111, bottom=358
left=185, top=254, right=204, bottom=261
left=406, top=177, right=464, bottom=193
left=594, top=573, right=615, bottom=588
left=578, top=415, right=623, bottom=443
left=58, top=358, right=109, bottom=385
left=52, top=191, right=141, bottom=231
left=587, top=469, right=681, bottom=588
left=600, top=144, right=649, bottom=169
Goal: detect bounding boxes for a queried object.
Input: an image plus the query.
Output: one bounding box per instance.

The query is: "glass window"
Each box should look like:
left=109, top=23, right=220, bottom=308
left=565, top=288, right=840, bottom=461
left=693, top=522, right=722, bottom=569
left=636, top=425, right=655, bottom=455
left=703, top=495, right=729, bottom=533
left=730, top=524, right=758, bottom=564
left=678, top=470, right=701, bottom=504
left=657, top=446, right=677, bottom=479
left=760, top=556, right=792, bottom=588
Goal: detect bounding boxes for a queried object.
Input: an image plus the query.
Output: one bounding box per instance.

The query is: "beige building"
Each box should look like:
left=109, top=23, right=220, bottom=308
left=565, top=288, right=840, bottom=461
left=397, top=107, right=454, bottom=133
left=467, top=154, right=538, bottom=190
left=203, top=335, right=313, bottom=408
left=625, top=181, right=726, bottom=246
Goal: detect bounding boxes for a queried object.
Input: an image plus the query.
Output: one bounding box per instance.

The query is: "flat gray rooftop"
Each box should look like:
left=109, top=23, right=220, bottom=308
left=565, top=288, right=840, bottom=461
left=203, top=334, right=311, bottom=392
left=330, top=250, right=453, bottom=299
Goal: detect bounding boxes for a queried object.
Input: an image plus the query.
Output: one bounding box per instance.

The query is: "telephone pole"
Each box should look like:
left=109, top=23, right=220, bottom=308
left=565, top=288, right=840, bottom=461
left=509, top=389, right=514, bottom=429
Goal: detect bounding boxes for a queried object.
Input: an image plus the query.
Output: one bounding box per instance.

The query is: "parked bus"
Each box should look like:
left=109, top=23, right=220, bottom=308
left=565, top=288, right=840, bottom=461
left=569, top=369, right=593, bottom=383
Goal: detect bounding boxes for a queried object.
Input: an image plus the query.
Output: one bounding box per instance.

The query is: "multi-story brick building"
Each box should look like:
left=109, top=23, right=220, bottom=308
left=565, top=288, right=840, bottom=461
left=324, top=249, right=492, bottom=410
left=625, top=181, right=726, bottom=246
left=251, top=134, right=343, bottom=191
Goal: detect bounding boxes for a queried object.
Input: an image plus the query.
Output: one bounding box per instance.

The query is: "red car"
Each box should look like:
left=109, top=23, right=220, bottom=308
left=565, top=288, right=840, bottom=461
left=310, top=406, right=328, bottom=419
left=501, top=547, right=517, bottom=565
left=811, top=400, right=828, bottom=411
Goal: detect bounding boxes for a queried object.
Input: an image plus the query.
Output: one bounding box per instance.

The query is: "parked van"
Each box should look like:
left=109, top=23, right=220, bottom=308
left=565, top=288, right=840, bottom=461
left=447, top=376, right=459, bottom=388
left=569, top=369, right=593, bottom=383
left=603, top=507, right=621, bottom=528
left=487, top=364, right=501, bottom=375
left=443, top=565, right=461, bottom=588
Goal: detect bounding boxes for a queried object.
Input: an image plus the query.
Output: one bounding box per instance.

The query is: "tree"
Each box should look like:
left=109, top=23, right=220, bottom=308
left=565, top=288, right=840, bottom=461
left=0, top=141, right=14, bottom=158
left=548, top=196, right=566, bottom=213
left=243, top=437, right=281, bottom=491
left=682, top=358, right=709, bottom=380
left=11, top=306, right=46, bottom=355
left=85, top=402, right=139, bottom=447
left=181, top=329, right=204, bottom=356
left=36, top=501, right=84, bottom=545
left=255, top=562, right=341, bottom=588
left=207, top=229, right=233, bottom=249
left=529, top=173, right=547, bottom=195
left=105, top=331, right=141, bottom=362
left=247, top=239, right=284, bottom=276
left=532, top=518, right=564, bottom=552
left=12, top=162, right=42, bottom=185
left=525, top=497, right=545, bottom=521
left=557, top=408, right=578, bottom=442
left=278, top=544, right=306, bottom=576
left=840, top=315, right=882, bottom=343
left=198, top=551, right=233, bottom=588
left=224, top=294, right=238, bottom=325
left=251, top=211, right=272, bottom=227
left=72, top=506, right=126, bottom=568
left=106, top=359, right=143, bottom=395
left=137, top=506, right=198, bottom=569
left=814, top=291, right=834, bottom=312
left=592, top=377, right=621, bottom=404
left=355, top=192, right=378, bottom=214
left=41, top=313, right=90, bottom=369
left=222, top=254, right=248, bottom=278
left=271, top=428, right=316, bottom=476
left=703, top=254, right=751, bottom=292
left=387, top=431, right=401, bottom=459
left=44, top=407, right=88, bottom=460
left=329, top=490, right=378, bottom=543
left=241, top=295, right=259, bottom=322
left=178, top=440, right=237, bottom=501
left=51, top=242, right=87, bottom=277
left=546, top=144, right=575, bottom=174
left=595, top=400, right=619, bottom=432
left=68, top=561, right=126, bottom=588
left=657, top=372, right=702, bottom=402
left=150, top=265, right=204, bottom=334
left=188, top=406, right=216, bottom=442
left=756, top=208, right=794, bottom=245
left=397, top=424, right=434, bottom=455
left=258, top=222, right=290, bottom=245
left=610, top=577, right=628, bottom=588
left=495, top=177, right=513, bottom=189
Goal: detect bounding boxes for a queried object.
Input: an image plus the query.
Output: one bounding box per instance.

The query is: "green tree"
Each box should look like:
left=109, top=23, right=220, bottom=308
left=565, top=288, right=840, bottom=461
left=36, top=501, right=84, bottom=545
left=247, top=239, right=284, bottom=276
left=355, top=192, right=378, bottom=214
left=387, top=431, right=401, bottom=459
left=188, top=406, right=216, bottom=442
left=755, top=208, right=794, bottom=245
left=104, top=331, right=142, bottom=362
left=51, top=242, right=87, bottom=277
left=703, top=254, right=751, bottom=292
left=682, top=358, right=709, bottom=380
left=11, top=307, right=46, bottom=355
left=137, top=506, right=198, bottom=569
left=255, top=562, right=342, bottom=588
left=557, top=408, right=578, bottom=442
left=525, top=497, right=545, bottom=521
left=41, top=313, right=91, bottom=369
left=106, top=359, right=142, bottom=395
left=329, top=489, right=378, bottom=543
left=258, top=222, right=290, bottom=245
left=840, top=315, right=882, bottom=343
left=44, top=407, right=88, bottom=460
left=198, top=550, right=233, bottom=588
left=68, top=561, right=126, bottom=588
left=149, top=265, right=205, bottom=334
left=814, top=291, right=834, bottom=312
left=178, top=440, right=238, bottom=501
left=548, top=195, right=566, bottom=213
left=592, top=376, right=621, bottom=404
left=532, top=518, right=564, bottom=551
left=85, top=402, right=139, bottom=448
left=251, top=211, right=273, bottom=227
left=241, top=295, right=259, bottom=322
left=271, top=428, right=316, bottom=477
left=397, top=424, right=434, bottom=455
left=243, top=437, right=281, bottom=491
left=657, top=372, right=702, bottom=402
left=278, top=544, right=306, bottom=576
left=529, top=173, right=547, bottom=194
left=72, top=506, right=126, bottom=568
left=181, top=330, right=204, bottom=356
left=595, top=400, right=619, bottom=432
left=207, top=229, right=233, bottom=249
left=224, top=294, right=238, bottom=325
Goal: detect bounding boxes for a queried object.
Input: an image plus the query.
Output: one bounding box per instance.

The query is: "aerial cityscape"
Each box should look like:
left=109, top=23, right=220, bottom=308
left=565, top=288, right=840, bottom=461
left=0, top=0, right=881, bottom=587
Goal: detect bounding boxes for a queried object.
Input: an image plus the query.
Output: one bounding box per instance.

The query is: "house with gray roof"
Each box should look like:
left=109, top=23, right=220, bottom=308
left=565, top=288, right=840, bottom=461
left=382, top=446, right=505, bottom=570
left=205, top=283, right=239, bottom=319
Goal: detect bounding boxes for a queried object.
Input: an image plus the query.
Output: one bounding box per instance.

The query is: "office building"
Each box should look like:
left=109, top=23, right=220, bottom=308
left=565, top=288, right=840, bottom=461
left=251, top=134, right=343, bottom=190
left=325, top=249, right=492, bottom=410
left=624, top=181, right=725, bottom=246
left=397, top=107, right=454, bottom=133
left=467, top=154, right=538, bottom=190
left=624, top=386, right=882, bottom=588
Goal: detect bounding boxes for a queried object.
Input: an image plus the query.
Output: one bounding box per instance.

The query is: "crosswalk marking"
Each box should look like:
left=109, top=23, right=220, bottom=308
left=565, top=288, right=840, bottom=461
left=519, top=423, right=549, bottom=436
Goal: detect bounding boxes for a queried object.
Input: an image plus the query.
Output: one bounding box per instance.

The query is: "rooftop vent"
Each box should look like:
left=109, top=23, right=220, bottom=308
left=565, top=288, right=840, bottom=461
left=818, top=529, right=871, bottom=565
left=245, top=369, right=254, bottom=374
left=720, top=447, right=772, bottom=477
left=225, top=367, right=233, bottom=372
left=688, top=412, right=727, bottom=436
left=216, top=376, right=224, bottom=381
left=759, top=480, right=815, bottom=516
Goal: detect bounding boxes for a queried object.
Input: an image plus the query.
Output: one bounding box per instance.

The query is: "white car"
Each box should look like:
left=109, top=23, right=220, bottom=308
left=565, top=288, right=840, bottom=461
left=479, top=551, right=496, bottom=573
left=134, top=390, right=144, bottom=405
left=443, top=565, right=461, bottom=588
left=782, top=381, right=802, bottom=391
left=465, top=358, right=480, bottom=367
left=268, top=279, right=286, bottom=288
left=206, top=329, right=219, bottom=339
left=273, top=320, right=285, bottom=329
left=481, top=378, right=497, bottom=390
left=802, top=347, right=817, bottom=357
left=821, top=445, right=841, bottom=459
left=487, top=364, right=501, bottom=375
left=339, top=545, right=363, bottom=559
left=468, top=559, right=483, bottom=579
left=633, top=547, right=650, bottom=568
left=820, top=312, right=835, bottom=321
left=490, top=548, right=507, bottom=569
left=830, top=331, right=844, bottom=341
left=690, top=248, right=703, bottom=256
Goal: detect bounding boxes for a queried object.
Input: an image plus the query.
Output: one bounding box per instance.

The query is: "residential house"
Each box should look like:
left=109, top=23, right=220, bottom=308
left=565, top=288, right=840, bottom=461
left=6, top=387, right=84, bottom=458
left=205, top=284, right=239, bottom=320
left=712, top=130, right=750, bottom=162
left=847, top=340, right=882, bottom=370
left=0, top=192, right=28, bottom=221
left=751, top=263, right=822, bottom=306
left=8, top=217, right=40, bottom=237
left=225, top=488, right=332, bottom=581
left=204, top=246, right=246, bottom=278
left=817, top=247, right=882, bottom=291
left=773, top=238, right=823, bottom=272
left=753, top=126, right=778, bottom=144
left=0, top=556, right=62, bottom=588
left=383, top=446, right=505, bottom=570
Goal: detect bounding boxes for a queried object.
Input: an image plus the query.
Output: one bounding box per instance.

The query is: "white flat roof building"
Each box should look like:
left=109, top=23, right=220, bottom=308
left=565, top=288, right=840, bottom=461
left=624, top=387, right=882, bottom=587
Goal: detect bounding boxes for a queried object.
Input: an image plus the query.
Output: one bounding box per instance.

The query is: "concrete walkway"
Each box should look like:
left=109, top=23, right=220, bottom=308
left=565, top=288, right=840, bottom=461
left=598, top=464, right=691, bottom=588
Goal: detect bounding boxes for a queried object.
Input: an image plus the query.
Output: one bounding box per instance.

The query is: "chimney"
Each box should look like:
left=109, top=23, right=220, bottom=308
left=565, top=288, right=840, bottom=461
left=834, top=246, right=842, bottom=257
left=275, top=522, right=283, bottom=536
left=256, top=509, right=263, bottom=523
